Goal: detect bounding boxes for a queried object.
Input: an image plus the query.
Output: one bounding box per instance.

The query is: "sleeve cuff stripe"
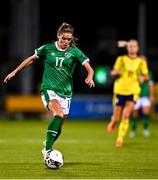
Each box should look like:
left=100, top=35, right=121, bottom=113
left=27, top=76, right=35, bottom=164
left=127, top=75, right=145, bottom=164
left=82, top=59, right=90, bottom=65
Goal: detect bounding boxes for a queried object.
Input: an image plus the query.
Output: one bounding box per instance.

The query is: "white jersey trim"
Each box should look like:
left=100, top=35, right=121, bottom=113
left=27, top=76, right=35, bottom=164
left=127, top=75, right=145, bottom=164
left=34, top=51, right=39, bottom=58
left=55, top=41, right=68, bottom=51
left=82, top=59, right=90, bottom=65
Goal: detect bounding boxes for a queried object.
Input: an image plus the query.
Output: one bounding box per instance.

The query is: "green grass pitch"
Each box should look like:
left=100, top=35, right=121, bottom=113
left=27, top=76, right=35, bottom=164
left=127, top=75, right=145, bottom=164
left=0, top=118, right=158, bottom=179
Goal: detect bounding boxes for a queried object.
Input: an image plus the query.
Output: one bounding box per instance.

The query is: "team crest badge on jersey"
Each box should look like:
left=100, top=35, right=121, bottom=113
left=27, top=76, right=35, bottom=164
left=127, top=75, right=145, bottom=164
left=65, top=52, right=71, bottom=58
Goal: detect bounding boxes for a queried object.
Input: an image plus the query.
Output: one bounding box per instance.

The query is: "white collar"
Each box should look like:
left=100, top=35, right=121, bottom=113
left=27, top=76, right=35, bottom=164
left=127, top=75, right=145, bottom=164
left=55, top=41, right=68, bottom=51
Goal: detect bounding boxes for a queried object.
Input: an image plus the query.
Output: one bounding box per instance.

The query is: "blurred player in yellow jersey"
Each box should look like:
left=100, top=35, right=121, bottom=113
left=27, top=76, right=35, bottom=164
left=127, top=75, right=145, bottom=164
left=129, top=56, right=155, bottom=138
left=107, top=39, right=149, bottom=147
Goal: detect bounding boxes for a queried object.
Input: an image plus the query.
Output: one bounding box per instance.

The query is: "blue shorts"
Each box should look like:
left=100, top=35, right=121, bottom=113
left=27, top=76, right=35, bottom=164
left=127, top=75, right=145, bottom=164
left=113, top=94, right=137, bottom=106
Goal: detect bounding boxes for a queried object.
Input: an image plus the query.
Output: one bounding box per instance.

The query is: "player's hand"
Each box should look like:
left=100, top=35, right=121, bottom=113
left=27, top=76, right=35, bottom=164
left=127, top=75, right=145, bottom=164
left=3, top=71, right=16, bottom=83
left=110, top=69, right=120, bottom=79
left=85, top=78, right=95, bottom=88
left=150, top=95, right=155, bottom=104
left=139, top=76, right=145, bottom=83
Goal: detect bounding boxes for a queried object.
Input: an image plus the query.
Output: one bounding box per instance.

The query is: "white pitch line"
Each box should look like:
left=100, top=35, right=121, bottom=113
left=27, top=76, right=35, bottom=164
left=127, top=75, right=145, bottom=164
left=0, top=139, right=96, bottom=144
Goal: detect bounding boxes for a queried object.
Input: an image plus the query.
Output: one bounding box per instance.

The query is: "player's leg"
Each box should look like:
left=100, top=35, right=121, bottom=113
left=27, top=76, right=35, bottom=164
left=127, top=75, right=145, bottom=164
left=41, top=90, right=64, bottom=152
left=41, top=98, right=63, bottom=160
left=142, top=105, right=151, bottom=137
left=129, top=109, right=139, bottom=138
left=54, top=97, right=71, bottom=141
left=116, top=100, right=135, bottom=147
left=46, top=99, right=64, bottom=150
left=107, top=94, right=123, bottom=133
left=107, top=106, right=123, bottom=133
left=130, top=98, right=141, bottom=137
left=141, top=97, right=151, bottom=137
left=54, top=114, right=68, bottom=141
left=41, top=90, right=71, bottom=152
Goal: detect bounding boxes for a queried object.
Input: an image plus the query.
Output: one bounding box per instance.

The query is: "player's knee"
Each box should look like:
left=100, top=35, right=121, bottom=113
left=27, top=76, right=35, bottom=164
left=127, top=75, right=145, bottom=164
left=123, top=113, right=131, bottom=119
left=112, top=115, right=120, bottom=122
left=54, top=109, right=64, bottom=117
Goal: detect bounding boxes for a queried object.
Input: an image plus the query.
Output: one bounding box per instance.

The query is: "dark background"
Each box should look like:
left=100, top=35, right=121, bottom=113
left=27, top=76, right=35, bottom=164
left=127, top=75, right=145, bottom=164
left=1, top=0, right=158, bottom=96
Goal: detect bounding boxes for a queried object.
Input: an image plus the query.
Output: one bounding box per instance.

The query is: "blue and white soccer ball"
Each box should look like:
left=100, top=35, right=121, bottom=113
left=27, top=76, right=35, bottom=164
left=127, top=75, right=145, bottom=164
left=45, top=149, right=64, bottom=169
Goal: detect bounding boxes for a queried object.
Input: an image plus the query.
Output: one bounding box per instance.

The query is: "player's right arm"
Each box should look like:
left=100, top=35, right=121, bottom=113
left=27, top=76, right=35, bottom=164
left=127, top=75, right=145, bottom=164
left=3, top=54, right=38, bottom=83
left=110, top=56, right=122, bottom=79
left=111, top=69, right=120, bottom=77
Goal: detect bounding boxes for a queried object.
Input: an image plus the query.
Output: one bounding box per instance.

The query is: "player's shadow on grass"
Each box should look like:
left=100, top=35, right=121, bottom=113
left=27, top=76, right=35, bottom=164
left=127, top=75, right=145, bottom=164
left=64, top=162, right=100, bottom=166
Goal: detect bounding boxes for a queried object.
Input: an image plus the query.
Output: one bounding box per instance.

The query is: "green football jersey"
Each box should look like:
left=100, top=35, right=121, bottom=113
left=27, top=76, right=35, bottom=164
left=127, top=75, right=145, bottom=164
left=35, top=42, right=89, bottom=98
left=140, top=70, right=154, bottom=97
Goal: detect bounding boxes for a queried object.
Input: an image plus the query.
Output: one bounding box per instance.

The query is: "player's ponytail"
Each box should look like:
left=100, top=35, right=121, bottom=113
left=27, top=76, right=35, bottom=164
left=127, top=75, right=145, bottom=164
left=117, top=40, right=128, bottom=48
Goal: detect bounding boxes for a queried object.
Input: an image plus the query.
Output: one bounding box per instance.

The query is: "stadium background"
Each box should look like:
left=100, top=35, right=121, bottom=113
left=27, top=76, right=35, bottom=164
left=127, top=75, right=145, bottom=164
left=0, top=0, right=158, bottom=119
left=1, top=1, right=158, bottom=179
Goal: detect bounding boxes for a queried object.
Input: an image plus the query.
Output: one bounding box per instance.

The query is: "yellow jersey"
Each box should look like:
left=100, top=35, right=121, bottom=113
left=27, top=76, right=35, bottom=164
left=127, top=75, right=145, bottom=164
left=113, top=55, right=148, bottom=95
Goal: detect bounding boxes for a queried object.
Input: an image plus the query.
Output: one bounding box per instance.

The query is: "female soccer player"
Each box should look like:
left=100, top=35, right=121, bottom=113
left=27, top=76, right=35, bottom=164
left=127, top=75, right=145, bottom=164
left=4, top=22, right=95, bottom=160
left=130, top=56, right=155, bottom=138
left=107, top=39, right=149, bottom=147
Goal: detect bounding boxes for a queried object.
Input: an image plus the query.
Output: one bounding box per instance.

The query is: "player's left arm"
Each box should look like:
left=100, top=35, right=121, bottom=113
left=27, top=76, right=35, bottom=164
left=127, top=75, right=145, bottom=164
left=149, top=72, right=155, bottom=103
left=74, top=46, right=95, bottom=88
left=149, top=83, right=155, bottom=103
left=139, top=60, right=149, bottom=83
left=83, top=61, right=95, bottom=88
left=139, top=74, right=149, bottom=83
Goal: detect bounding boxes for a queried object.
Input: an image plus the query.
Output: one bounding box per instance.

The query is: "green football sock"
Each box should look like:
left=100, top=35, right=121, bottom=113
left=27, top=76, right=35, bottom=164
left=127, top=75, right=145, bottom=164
left=143, top=114, right=150, bottom=130
left=45, top=115, right=62, bottom=150
left=131, top=117, right=137, bottom=131
left=54, top=128, right=61, bottom=141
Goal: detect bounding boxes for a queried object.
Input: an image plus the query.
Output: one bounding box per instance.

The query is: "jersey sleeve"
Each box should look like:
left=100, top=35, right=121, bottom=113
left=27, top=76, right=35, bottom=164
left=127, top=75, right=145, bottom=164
left=141, top=59, right=149, bottom=75
left=35, top=45, right=46, bottom=58
left=113, top=56, right=122, bottom=70
left=74, top=47, right=90, bottom=65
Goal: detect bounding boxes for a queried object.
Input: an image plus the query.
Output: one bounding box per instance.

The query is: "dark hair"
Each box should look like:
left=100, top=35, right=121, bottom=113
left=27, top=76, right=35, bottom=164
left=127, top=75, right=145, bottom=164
left=57, top=22, right=77, bottom=45
left=57, top=22, right=74, bottom=35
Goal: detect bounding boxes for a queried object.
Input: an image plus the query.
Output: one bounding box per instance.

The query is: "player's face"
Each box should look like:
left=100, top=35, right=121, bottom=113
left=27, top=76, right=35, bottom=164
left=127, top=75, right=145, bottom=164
left=127, top=41, right=139, bottom=54
left=58, top=33, right=73, bottom=50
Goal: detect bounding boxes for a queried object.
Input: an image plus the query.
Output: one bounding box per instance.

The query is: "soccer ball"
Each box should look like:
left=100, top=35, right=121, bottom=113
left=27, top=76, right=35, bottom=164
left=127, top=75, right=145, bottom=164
left=45, top=149, right=64, bottom=169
